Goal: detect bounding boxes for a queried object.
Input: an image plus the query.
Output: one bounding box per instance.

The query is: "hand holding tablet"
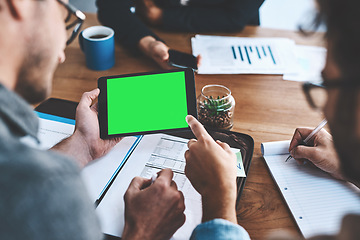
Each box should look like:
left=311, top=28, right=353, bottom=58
left=98, top=69, right=197, bottom=139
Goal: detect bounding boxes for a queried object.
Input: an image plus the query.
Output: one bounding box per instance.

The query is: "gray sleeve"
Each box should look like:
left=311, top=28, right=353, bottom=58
left=0, top=150, right=103, bottom=240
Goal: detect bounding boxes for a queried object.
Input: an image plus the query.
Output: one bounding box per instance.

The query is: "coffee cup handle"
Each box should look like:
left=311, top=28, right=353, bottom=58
left=79, top=31, right=85, bottom=52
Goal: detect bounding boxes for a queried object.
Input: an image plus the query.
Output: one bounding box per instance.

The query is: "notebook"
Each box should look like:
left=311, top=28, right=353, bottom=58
left=261, top=140, right=360, bottom=238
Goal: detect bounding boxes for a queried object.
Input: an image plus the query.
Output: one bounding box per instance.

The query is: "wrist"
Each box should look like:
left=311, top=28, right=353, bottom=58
left=122, top=222, right=148, bottom=240
left=67, top=130, right=93, bottom=167
left=201, top=185, right=237, bottom=224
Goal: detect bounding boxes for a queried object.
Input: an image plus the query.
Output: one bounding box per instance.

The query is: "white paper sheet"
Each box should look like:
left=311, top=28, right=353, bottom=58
left=91, top=134, right=203, bottom=240
left=37, top=116, right=202, bottom=239
left=191, top=35, right=297, bottom=74
left=261, top=140, right=360, bottom=238
left=283, top=45, right=326, bottom=82
left=37, top=115, right=245, bottom=239
left=37, top=117, right=75, bottom=149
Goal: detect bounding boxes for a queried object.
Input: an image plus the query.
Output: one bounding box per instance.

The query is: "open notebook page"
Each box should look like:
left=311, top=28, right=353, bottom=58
left=261, top=140, right=360, bottom=238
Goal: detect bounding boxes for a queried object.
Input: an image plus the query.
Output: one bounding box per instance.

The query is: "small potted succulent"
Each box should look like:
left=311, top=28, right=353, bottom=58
left=197, top=85, right=235, bottom=130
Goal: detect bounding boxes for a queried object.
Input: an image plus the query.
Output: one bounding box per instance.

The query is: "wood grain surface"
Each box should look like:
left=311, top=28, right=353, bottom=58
left=52, top=13, right=326, bottom=239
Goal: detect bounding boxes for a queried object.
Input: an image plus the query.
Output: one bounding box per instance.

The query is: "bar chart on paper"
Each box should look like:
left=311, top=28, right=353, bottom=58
left=231, top=45, right=277, bottom=65
left=191, top=35, right=297, bottom=74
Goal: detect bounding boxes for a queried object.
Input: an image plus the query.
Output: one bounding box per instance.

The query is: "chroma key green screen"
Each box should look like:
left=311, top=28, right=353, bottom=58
left=106, top=71, right=189, bottom=135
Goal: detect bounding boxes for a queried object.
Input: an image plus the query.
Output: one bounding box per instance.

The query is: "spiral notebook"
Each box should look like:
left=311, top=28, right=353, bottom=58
left=261, top=140, right=360, bottom=238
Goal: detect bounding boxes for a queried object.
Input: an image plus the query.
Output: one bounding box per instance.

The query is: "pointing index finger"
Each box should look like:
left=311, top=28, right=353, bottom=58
left=186, top=115, right=212, bottom=141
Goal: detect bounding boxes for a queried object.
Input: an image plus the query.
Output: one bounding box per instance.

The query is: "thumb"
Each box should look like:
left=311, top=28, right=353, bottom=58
left=127, top=176, right=152, bottom=193
left=78, top=89, right=100, bottom=108
left=153, top=42, right=169, bottom=60
left=156, top=48, right=169, bottom=61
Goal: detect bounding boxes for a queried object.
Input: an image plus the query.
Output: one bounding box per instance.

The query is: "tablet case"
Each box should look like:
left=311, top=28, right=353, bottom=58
left=35, top=97, right=254, bottom=239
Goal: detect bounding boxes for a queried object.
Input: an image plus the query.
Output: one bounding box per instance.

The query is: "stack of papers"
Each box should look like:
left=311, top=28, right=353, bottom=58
left=191, top=35, right=326, bottom=81
left=283, top=45, right=326, bottom=82
left=191, top=35, right=298, bottom=74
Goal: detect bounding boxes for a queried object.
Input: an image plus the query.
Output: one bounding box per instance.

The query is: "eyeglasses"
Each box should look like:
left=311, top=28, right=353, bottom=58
left=303, top=76, right=360, bottom=110
left=303, top=82, right=327, bottom=111
left=56, top=0, right=86, bottom=45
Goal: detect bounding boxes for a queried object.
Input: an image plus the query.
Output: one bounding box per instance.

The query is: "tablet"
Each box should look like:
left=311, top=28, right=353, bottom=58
left=98, top=69, right=197, bottom=139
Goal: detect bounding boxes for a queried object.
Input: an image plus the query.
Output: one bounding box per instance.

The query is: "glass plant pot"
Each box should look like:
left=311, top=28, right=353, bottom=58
left=197, top=84, right=235, bottom=130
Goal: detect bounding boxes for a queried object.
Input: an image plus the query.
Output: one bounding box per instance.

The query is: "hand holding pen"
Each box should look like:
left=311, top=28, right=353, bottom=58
left=286, top=120, right=344, bottom=179
left=286, top=119, right=327, bottom=162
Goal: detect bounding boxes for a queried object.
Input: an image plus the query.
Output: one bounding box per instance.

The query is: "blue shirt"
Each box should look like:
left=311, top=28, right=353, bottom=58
left=191, top=219, right=251, bottom=240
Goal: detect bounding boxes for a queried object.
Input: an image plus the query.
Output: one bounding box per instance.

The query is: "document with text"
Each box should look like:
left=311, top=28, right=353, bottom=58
left=191, top=35, right=297, bottom=74
left=37, top=113, right=245, bottom=240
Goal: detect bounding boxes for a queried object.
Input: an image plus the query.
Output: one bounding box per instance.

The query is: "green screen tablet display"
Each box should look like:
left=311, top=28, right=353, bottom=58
left=98, top=69, right=197, bottom=138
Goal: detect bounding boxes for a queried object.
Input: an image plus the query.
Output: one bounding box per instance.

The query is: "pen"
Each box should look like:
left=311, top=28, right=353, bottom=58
left=94, top=135, right=143, bottom=208
left=151, top=173, right=157, bottom=183
left=285, top=118, right=328, bottom=162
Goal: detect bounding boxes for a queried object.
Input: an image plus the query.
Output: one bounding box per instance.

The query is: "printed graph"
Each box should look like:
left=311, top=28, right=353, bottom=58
left=231, top=45, right=276, bottom=65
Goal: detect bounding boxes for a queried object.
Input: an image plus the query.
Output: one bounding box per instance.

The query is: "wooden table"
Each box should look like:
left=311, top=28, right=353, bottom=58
left=53, top=14, right=326, bottom=239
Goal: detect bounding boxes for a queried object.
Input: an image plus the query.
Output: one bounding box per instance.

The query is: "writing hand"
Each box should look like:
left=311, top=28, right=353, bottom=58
left=122, top=169, right=185, bottom=240
left=289, top=127, right=343, bottom=179
left=184, top=115, right=237, bottom=224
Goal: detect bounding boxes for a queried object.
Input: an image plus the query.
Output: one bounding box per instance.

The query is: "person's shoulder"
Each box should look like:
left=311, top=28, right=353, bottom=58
left=0, top=139, right=80, bottom=182
left=0, top=140, right=102, bottom=240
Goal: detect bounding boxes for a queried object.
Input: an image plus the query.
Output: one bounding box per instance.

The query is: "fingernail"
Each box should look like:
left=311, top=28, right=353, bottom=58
left=185, top=115, right=190, bottom=123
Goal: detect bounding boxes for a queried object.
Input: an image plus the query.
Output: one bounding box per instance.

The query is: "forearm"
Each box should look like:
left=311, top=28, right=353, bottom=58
left=161, top=0, right=264, bottom=32
left=51, top=131, right=91, bottom=168
left=201, top=187, right=237, bottom=224
left=96, top=0, right=163, bottom=53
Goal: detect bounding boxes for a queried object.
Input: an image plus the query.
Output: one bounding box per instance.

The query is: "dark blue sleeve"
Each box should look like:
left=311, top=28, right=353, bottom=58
left=96, top=0, right=163, bottom=54
left=162, top=0, right=264, bottom=32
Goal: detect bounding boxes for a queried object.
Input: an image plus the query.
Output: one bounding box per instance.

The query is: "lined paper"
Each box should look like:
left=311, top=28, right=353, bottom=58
left=262, top=140, right=360, bottom=238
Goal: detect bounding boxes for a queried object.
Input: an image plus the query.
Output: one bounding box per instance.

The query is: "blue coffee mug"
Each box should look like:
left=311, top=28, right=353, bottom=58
left=79, top=26, right=115, bottom=71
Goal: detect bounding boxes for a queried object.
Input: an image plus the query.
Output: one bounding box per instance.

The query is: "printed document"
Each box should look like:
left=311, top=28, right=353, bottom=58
left=36, top=113, right=245, bottom=240
left=191, top=35, right=297, bottom=74
left=283, top=45, right=326, bottom=82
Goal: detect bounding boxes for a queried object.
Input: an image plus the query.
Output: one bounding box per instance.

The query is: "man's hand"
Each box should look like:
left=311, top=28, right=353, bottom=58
left=135, top=0, right=163, bottom=26
left=122, top=169, right=185, bottom=240
left=52, top=89, right=121, bottom=167
left=289, top=128, right=343, bottom=180
left=184, top=115, right=237, bottom=224
left=139, top=36, right=202, bottom=70
left=139, top=36, right=171, bottom=69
